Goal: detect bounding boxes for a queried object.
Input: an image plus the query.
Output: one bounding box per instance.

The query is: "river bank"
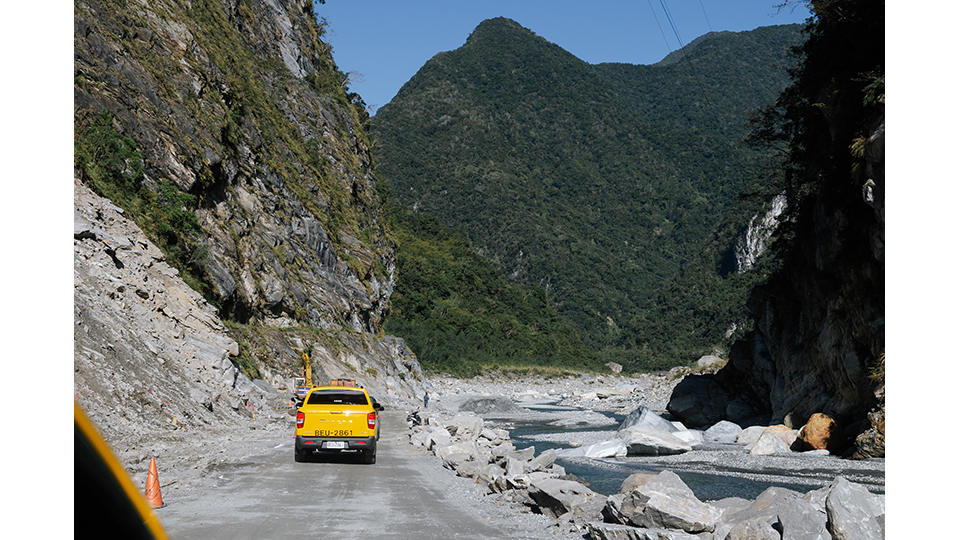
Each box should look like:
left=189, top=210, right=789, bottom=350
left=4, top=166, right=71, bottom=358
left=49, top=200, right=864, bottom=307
left=409, top=372, right=886, bottom=538
left=419, top=372, right=884, bottom=500
left=104, top=370, right=885, bottom=539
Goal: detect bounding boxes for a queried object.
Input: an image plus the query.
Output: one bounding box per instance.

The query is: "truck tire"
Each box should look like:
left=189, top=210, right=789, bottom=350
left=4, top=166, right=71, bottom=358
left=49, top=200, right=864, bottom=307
left=295, top=447, right=307, bottom=463
left=364, top=448, right=376, bottom=464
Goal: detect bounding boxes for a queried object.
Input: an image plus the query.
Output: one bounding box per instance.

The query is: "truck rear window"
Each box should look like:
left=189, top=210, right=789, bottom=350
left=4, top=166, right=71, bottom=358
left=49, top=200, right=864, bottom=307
left=307, top=390, right=369, bottom=406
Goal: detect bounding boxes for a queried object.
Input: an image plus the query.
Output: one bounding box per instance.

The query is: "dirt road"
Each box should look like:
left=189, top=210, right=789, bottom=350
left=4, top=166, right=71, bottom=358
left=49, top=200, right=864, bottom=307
left=156, top=410, right=569, bottom=540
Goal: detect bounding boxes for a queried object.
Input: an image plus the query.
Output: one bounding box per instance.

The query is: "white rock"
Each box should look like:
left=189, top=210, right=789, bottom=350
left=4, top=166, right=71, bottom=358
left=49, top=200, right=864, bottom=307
left=556, top=439, right=627, bottom=458
left=748, top=432, right=792, bottom=455
left=618, top=426, right=692, bottom=456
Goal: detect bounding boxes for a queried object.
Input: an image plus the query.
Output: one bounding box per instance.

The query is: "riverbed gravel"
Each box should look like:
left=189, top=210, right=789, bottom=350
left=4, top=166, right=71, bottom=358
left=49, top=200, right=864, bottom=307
left=110, top=371, right=883, bottom=539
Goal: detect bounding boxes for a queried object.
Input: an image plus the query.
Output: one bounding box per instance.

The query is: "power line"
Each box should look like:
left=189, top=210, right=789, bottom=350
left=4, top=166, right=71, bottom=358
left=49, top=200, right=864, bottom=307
left=697, top=0, right=713, bottom=31
left=646, top=0, right=674, bottom=54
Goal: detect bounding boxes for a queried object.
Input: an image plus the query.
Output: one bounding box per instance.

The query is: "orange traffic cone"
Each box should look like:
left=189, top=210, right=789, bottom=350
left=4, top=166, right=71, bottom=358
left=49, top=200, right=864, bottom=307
left=144, top=457, right=164, bottom=508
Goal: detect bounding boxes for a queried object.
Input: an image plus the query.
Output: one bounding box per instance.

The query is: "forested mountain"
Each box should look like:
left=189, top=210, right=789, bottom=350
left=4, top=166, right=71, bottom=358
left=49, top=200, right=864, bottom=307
left=384, top=202, right=605, bottom=376
left=668, top=0, right=884, bottom=459
left=372, top=18, right=804, bottom=371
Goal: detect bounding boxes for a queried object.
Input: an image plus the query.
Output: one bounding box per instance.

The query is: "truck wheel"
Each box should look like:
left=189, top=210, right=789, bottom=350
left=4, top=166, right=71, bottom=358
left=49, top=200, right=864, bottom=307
left=295, top=447, right=307, bottom=463
left=364, top=449, right=376, bottom=464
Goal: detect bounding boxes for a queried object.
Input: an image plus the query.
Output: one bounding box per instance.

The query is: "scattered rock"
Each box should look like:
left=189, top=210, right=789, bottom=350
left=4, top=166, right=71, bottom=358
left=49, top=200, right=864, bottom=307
left=798, top=412, right=844, bottom=454
left=403, top=383, right=884, bottom=540
left=702, top=420, right=742, bottom=443
left=618, top=405, right=679, bottom=433
left=613, top=471, right=721, bottom=533
left=617, top=426, right=692, bottom=456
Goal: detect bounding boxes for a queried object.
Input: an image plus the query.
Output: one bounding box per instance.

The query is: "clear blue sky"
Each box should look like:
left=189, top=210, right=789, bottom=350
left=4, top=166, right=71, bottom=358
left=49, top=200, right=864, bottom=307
left=314, top=0, right=813, bottom=114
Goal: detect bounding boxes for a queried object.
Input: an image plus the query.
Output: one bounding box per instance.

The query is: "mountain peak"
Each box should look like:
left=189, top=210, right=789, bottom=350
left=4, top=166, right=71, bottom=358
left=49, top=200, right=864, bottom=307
left=467, top=17, right=528, bottom=40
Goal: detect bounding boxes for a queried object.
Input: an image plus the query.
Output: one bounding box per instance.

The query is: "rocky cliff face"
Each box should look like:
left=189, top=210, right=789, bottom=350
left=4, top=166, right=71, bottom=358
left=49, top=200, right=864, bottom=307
left=74, top=0, right=429, bottom=443
left=668, top=3, right=884, bottom=458
left=75, top=176, right=426, bottom=444
left=669, top=115, right=884, bottom=440
left=735, top=193, right=787, bottom=274
left=75, top=0, right=391, bottom=331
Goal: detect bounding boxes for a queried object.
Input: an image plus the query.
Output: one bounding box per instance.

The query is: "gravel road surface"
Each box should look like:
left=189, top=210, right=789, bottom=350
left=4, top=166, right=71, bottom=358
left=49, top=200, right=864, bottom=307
left=157, top=410, right=576, bottom=540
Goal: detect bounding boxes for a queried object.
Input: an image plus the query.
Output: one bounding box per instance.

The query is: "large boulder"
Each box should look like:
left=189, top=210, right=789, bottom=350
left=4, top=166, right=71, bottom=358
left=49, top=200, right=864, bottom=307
left=504, top=456, right=526, bottom=477
left=490, top=441, right=516, bottom=458
left=434, top=440, right=480, bottom=461
left=454, top=459, right=484, bottom=479
left=777, top=498, right=831, bottom=540
left=528, top=477, right=600, bottom=519
left=557, top=439, right=628, bottom=459
left=477, top=463, right=506, bottom=493
left=614, top=471, right=721, bottom=534
left=797, top=412, right=845, bottom=454
left=525, top=448, right=557, bottom=473
left=825, top=477, right=884, bottom=540
left=715, top=486, right=805, bottom=539
left=747, top=424, right=797, bottom=454
left=617, top=426, right=692, bottom=456
left=619, top=405, right=680, bottom=433
left=748, top=431, right=792, bottom=455
left=448, top=412, right=485, bottom=441
left=736, top=425, right=767, bottom=446
left=702, top=420, right=742, bottom=444
left=426, top=427, right=452, bottom=450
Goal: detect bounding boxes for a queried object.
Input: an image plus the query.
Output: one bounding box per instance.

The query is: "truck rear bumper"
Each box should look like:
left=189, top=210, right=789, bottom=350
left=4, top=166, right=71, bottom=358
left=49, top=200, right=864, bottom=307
left=295, top=435, right=376, bottom=453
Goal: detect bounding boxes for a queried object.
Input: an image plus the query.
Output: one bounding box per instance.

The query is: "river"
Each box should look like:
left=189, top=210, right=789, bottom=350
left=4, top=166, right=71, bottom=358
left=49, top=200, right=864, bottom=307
left=501, top=404, right=885, bottom=501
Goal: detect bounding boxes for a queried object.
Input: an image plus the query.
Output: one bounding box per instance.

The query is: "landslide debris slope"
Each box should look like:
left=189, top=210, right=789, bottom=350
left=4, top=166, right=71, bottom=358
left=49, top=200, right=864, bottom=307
left=74, top=0, right=428, bottom=452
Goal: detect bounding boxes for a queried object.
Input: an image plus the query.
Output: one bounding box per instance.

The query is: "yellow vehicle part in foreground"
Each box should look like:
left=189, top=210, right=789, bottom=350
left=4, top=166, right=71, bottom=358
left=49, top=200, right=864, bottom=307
left=75, top=402, right=170, bottom=540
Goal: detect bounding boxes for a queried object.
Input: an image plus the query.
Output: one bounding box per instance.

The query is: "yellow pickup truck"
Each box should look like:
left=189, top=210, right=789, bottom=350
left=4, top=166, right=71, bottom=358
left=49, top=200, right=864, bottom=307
left=295, top=385, right=381, bottom=464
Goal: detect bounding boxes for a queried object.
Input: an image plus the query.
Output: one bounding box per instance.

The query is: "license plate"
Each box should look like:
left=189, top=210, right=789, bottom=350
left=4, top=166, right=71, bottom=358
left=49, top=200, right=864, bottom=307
left=324, top=441, right=346, bottom=449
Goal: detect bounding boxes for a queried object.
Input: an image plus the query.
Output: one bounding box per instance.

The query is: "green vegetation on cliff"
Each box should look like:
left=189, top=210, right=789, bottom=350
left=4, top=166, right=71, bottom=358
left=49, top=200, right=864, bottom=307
left=74, top=0, right=390, bottom=322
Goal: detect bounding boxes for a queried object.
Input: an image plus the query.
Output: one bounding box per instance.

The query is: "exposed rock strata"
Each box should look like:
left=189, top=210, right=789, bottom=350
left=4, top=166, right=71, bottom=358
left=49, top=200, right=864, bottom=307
left=74, top=181, right=425, bottom=452
left=74, top=0, right=393, bottom=331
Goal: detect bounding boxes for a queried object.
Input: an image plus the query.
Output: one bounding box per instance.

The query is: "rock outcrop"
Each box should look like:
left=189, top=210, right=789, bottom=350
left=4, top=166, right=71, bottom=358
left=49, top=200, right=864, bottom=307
left=668, top=3, right=884, bottom=460
left=74, top=0, right=393, bottom=332
left=73, top=0, right=433, bottom=448
left=75, top=181, right=426, bottom=445
left=668, top=113, right=885, bottom=458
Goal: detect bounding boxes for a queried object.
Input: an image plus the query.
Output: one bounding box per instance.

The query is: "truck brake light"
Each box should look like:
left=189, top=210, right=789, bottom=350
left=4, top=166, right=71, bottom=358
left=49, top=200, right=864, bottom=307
left=297, top=411, right=305, bottom=429
left=367, top=412, right=376, bottom=429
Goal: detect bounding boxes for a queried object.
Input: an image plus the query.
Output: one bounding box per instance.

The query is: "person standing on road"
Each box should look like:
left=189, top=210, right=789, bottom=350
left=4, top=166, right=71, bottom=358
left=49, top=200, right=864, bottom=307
left=424, top=391, right=429, bottom=408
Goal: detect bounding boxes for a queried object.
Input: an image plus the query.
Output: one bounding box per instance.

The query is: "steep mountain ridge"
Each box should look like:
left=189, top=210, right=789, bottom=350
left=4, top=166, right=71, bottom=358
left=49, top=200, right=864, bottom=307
left=372, top=17, right=805, bottom=369
left=597, top=24, right=802, bottom=139
left=75, top=0, right=391, bottom=331
left=74, top=0, right=428, bottom=445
